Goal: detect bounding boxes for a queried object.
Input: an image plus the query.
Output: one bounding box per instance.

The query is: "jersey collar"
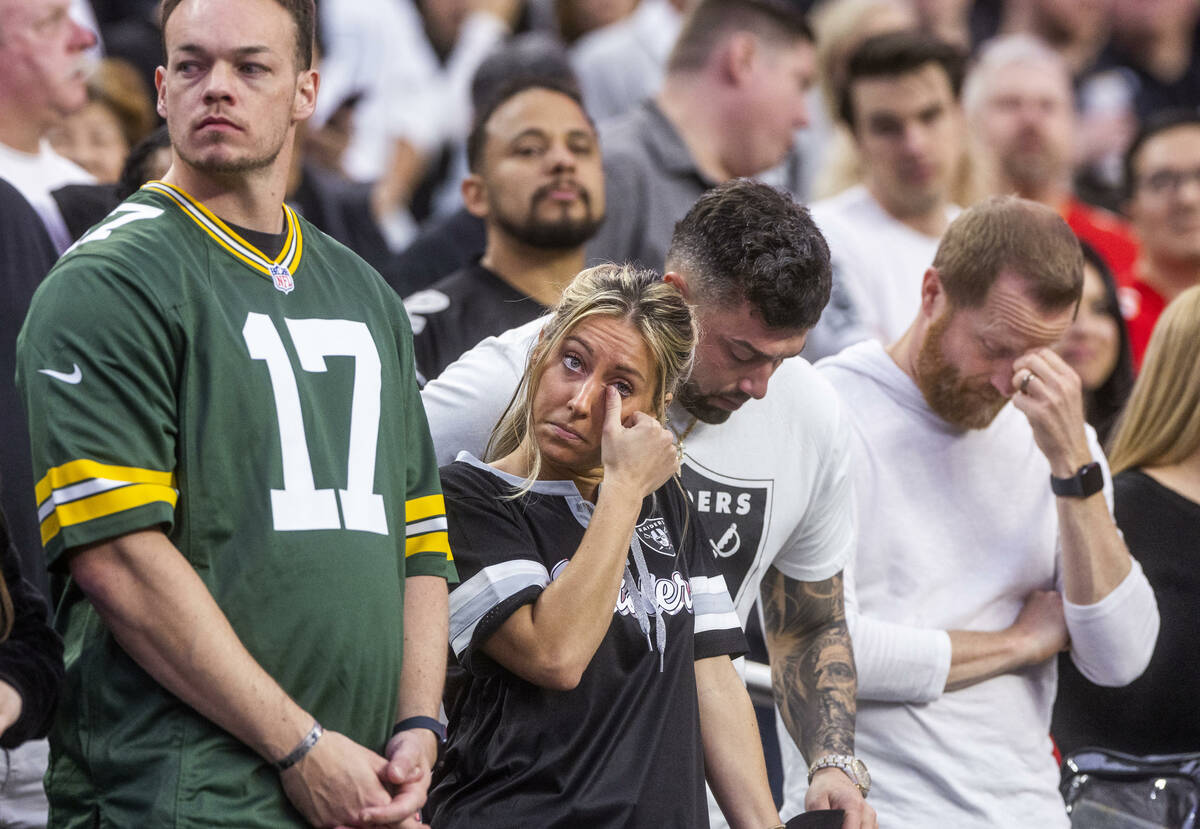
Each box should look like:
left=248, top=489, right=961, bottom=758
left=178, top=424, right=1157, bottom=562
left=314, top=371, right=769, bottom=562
left=141, top=180, right=304, bottom=282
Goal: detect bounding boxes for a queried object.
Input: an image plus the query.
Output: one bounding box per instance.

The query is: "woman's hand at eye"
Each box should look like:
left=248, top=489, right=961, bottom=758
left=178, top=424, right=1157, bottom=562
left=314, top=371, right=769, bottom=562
left=600, top=386, right=678, bottom=498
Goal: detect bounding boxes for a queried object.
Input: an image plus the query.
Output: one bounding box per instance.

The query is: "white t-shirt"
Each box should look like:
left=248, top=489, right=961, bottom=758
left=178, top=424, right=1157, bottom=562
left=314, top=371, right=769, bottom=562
left=0, top=141, right=94, bottom=253
left=804, top=185, right=959, bottom=361
left=316, top=1, right=507, bottom=180
left=775, top=339, right=1159, bottom=827
left=421, top=317, right=855, bottom=623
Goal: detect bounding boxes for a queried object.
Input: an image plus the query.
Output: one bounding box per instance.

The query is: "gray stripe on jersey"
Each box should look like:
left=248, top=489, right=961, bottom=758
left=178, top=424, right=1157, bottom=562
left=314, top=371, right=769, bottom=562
left=450, top=560, right=550, bottom=656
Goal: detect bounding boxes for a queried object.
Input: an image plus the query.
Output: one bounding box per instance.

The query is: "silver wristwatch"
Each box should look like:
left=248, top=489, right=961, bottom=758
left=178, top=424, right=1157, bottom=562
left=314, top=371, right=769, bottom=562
left=808, top=753, right=871, bottom=798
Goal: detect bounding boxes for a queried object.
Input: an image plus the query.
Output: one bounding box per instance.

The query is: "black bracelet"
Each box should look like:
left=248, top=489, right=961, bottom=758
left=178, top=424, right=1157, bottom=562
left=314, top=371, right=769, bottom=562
left=273, top=721, right=323, bottom=772
left=391, top=715, right=446, bottom=743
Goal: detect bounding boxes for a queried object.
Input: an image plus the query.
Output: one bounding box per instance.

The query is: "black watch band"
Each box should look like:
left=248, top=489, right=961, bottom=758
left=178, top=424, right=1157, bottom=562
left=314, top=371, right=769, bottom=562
left=1050, top=461, right=1104, bottom=498
left=391, top=715, right=447, bottom=744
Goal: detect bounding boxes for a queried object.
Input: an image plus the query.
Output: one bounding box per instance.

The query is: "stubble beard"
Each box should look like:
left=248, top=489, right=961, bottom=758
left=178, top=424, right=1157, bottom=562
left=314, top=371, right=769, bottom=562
left=1000, top=128, right=1065, bottom=194
left=915, top=312, right=1008, bottom=431
left=676, top=378, right=736, bottom=425
left=173, top=123, right=288, bottom=177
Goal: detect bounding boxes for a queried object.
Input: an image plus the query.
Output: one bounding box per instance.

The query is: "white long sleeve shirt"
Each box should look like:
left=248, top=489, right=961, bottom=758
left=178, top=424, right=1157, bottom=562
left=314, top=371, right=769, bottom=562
left=775, top=339, right=1158, bottom=827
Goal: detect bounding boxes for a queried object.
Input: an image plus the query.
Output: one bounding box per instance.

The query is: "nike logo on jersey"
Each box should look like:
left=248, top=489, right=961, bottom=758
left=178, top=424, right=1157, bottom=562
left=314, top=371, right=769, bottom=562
left=39, top=364, right=83, bottom=385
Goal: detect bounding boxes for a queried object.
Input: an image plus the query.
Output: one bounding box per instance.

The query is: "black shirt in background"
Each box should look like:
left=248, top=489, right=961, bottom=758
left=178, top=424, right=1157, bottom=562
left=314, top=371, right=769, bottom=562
left=0, top=492, right=64, bottom=748
left=1052, top=468, right=1200, bottom=756
left=403, top=262, right=547, bottom=384
left=1, top=178, right=58, bottom=600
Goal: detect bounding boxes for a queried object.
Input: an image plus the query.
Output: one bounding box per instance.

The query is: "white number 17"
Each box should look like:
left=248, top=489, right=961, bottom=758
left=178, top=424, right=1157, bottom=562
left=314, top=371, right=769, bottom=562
left=242, top=313, right=388, bottom=534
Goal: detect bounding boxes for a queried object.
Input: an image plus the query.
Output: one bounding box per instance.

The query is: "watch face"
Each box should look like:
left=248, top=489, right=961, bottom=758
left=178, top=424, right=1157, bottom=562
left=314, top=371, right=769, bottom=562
left=852, top=758, right=871, bottom=791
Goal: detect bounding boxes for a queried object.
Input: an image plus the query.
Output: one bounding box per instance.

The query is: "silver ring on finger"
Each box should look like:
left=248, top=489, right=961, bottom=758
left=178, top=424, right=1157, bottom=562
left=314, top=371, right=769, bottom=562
left=1020, top=370, right=1037, bottom=394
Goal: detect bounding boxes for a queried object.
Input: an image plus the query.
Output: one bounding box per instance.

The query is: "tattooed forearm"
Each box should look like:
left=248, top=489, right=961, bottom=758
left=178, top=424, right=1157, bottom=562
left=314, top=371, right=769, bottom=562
left=760, top=566, right=856, bottom=762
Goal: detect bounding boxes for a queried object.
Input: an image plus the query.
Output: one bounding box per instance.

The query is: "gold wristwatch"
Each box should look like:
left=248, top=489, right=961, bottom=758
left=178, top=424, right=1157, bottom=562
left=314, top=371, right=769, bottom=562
left=807, top=753, right=871, bottom=798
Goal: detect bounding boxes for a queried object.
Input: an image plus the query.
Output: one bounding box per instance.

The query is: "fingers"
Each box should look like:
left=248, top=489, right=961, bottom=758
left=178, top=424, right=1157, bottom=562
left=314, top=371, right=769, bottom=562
left=602, top=384, right=623, bottom=433
left=357, top=782, right=429, bottom=825
left=1011, top=348, right=1079, bottom=400
left=382, top=732, right=435, bottom=786
left=1010, top=348, right=1091, bottom=471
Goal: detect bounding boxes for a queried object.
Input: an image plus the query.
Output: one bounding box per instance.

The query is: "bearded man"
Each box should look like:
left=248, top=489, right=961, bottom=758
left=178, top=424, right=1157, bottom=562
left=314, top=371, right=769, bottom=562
left=403, top=76, right=605, bottom=384
left=799, top=195, right=1159, bottom=827
left=963, top=33, right=1139, bottom=280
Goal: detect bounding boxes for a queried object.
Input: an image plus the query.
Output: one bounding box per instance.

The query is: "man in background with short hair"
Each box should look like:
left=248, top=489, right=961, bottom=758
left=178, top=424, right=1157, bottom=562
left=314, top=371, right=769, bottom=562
left=1120, top=109, right=1200, bottom=367
left=0, top=0, right=97, bottom=253
left=964, top=33, right=1139, bottom=279
left=803, top=30, right=966, bottom=362
left=404, top=76, right=604, bottom=384
left=586, top=0, right=815, bottom=272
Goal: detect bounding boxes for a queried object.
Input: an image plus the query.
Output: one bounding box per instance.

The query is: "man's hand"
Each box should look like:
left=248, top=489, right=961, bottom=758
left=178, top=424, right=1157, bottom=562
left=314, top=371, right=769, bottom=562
left=1011, top=589, right=1070, bottom=665
left=1011, top=348, right=1093, bottom=477
left=356, top=729, right=438, bottom=827
left=278, top=729, right=395, bottom=828
left=806, top=767, right=877, bottom=829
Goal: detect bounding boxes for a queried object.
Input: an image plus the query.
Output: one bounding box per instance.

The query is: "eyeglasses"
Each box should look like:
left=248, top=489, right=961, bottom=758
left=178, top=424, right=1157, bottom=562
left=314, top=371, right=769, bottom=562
left=1137, top=167, right=1200, bottom=197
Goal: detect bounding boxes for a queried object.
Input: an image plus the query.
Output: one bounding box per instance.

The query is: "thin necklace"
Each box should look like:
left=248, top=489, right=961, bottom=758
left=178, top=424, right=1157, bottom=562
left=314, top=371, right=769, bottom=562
left=668, top=414, right=700, bottom=459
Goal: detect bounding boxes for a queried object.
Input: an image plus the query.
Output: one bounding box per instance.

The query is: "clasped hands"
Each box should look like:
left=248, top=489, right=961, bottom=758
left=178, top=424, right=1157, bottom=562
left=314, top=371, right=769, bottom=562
left=280, top=727, right=437, bottom=829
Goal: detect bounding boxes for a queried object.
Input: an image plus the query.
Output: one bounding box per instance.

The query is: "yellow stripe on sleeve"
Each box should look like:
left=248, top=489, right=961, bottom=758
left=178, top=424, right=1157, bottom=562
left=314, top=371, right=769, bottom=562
left=405, top=530, right=452, bottom=561
left=41, top=483, right=178, bottom=545
left=405, top=494, right=446, bottom=525
left=35, top=459, right=175, bottom=505
left=38, top=512, right=60, bottom=547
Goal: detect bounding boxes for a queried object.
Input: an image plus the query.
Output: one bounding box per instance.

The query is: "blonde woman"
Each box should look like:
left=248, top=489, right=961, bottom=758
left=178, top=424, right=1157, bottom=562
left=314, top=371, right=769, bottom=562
left=1053, top=285, right=1200, bottom=756
left=425, top=265, right=781, bottom=829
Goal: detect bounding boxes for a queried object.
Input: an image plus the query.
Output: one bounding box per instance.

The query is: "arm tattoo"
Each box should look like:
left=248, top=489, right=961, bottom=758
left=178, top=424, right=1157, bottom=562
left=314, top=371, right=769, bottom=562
left=760, top=567, right=856, bottom=762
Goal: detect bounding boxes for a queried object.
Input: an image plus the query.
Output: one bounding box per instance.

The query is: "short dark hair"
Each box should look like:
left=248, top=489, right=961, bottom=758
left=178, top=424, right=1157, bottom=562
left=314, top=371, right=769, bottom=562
left=666, top=179, right=832, bottom=330
left=837, top=30, right=966, bottom=130
left=1123, top=108, right=1200, bottom=201
left=667, top=0, right=814, bottom=75
left=932, top=195, right=1083, bottom=311
left=159, top=0, right=316, bottom=70
left=470, top=33, right=576, bottom=114
left=465, top=76, right=589, bottom=173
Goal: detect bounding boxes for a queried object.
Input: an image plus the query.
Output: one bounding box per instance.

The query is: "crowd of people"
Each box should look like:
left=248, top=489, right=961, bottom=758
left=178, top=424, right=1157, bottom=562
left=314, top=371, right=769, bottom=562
left=1, top=0, right=1198, bottom=827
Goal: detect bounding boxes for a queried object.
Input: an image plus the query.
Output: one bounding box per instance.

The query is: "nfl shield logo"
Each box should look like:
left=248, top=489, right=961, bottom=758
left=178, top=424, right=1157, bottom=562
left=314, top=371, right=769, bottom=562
left=269, top=263, right=295, bottom=294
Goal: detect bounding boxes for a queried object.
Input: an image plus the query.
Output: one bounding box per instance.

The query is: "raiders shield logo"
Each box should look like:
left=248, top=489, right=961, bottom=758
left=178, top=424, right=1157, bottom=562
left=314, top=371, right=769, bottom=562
left=635, top=516, right=676, bottom=557
left=680, top=459, right=772, bottom=608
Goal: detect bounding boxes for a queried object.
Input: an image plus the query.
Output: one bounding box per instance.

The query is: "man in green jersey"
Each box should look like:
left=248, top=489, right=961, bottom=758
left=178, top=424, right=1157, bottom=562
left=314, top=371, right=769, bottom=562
left=15, top=0, right=455, bottom=826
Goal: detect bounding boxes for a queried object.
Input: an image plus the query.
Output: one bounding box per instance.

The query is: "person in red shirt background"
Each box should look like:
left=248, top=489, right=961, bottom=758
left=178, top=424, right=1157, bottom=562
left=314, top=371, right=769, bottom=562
left=1120, top=110, right=1200, bottom=368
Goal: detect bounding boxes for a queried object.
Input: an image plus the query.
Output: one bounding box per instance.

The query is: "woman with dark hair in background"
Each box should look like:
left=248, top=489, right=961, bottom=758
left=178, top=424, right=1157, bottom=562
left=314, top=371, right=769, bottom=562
left=1053, top=285, right=1200, bottom=757
left=1053, top=241, right=1134, bottom=445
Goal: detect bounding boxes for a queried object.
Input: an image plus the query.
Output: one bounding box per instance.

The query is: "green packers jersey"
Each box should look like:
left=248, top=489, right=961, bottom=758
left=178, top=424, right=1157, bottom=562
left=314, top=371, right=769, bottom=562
left=16, top=181, right=455, bottom=828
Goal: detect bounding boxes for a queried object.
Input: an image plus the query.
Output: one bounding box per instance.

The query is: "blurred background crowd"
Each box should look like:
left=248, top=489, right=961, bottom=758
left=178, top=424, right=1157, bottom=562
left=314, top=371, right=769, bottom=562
left=3, top=0, right=1200, bottom=824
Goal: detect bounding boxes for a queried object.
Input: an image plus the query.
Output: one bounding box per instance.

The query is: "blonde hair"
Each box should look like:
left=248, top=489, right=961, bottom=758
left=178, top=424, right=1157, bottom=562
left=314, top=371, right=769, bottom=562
left=485, top=264, right=697, bottom=491
left=1107, top=285, right=1200, bottom=474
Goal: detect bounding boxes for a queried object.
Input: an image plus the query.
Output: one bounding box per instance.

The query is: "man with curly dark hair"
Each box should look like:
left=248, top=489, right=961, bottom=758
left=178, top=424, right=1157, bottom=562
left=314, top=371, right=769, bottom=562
left=423, top=178, right=877, bottom=829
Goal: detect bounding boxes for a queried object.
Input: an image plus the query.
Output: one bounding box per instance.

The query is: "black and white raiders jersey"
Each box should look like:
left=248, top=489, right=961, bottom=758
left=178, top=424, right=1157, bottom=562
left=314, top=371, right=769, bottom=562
left=427, top=454, right=746, bottom=829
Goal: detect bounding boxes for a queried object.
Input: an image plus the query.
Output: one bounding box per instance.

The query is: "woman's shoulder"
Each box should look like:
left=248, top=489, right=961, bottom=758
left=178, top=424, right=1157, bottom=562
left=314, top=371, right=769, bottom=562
left=439, top=455, right=512, bottom=501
